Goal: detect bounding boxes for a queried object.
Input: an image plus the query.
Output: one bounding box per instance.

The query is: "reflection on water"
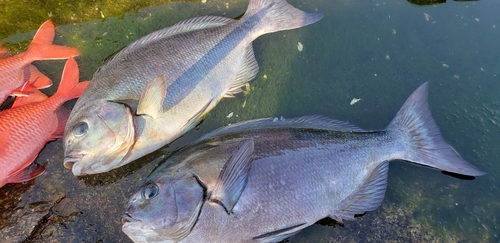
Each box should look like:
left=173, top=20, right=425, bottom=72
left=1, top=0, right=499, bottom=242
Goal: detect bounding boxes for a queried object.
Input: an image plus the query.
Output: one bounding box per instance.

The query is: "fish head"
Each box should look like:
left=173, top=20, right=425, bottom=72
left=63, top=101, right=135, bottom=175
left=122, top=172, right=205, bottom=242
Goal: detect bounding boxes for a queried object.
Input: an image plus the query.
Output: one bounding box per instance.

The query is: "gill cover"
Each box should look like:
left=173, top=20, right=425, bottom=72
left=64, top=101, right=135, bottom=175
left=122, top=172, right=205, bottom=242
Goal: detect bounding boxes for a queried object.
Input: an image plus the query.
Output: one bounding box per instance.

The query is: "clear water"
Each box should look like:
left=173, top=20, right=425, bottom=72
left=0, top=0, right=498, bottom=242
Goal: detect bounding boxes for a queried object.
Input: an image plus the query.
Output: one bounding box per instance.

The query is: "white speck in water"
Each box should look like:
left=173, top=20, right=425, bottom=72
left=481, top=67, right=485, bottom=72
left=273, top=117, right=278, bottom=122
left=385, top=54, right=390, bottom=60
left=493, top=25, right=496, bottom=28
left=453, top=74, right=460, bottom=79
left=102, top=32, right=108, bottom=36
left=297, top=42, right=303, bottom=52
left=442, top=63, right=449, bottom=68
left=350, top=98, right=361, bottom=105
left=201, top=0, right=206, bottom=3
left=374, top=73, right=378, bottom=77
left=242, top=100, right=246, bottom=108
left=388, top=15, right=391, bottom=19
left=48, top=12, right=53, bottom=17
left=475, top=18, right=480, bottom=22
left=424, top=13, right=430, bottom=21
left=227, top=112, right=233, bottom=118
left=225, top=3, right=229, bottom=9
left=392, top=29, right=396, bottom=34
left=280, top=116, right=284, bottom=121
left=263, top=74, right=267, bottom=80
left=100, top=11, right=105, bottom=19
left=456, top=203, right=459, bottom=206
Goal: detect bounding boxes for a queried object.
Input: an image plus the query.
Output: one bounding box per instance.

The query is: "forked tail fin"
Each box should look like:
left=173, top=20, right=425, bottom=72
left=244, top=0, right=323, bottom=36
left=386, top=82, right=485, bottom=176
left=26, top=20, right=80, bottom=60
left=53, top=58, right=89, bottom=102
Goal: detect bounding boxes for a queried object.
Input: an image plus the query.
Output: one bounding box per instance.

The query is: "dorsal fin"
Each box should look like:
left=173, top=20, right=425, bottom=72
left=330, top=161, right=389, bottom=223
left=197, top=115, right=369, bottom=142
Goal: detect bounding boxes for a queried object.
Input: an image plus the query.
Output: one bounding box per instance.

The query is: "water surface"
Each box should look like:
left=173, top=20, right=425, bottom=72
left=0, top=0, right=498, bottom=242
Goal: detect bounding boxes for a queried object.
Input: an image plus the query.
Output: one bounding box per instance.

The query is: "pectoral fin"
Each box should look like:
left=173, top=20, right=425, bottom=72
left=210, top=139, right=254, bottom=214
left=137, top=74, right=167, bottom=119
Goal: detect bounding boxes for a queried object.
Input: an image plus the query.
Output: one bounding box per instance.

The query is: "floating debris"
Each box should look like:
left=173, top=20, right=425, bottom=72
left=297, top=42, right=303, bottom=52
left=424, top=13, right=430, bottom=22
left=392, top=29, right=396, bottom=34
left=475, top=18, right=479, bottom=22
left=481, top=67, right=484, bottom=72
left=385, top=54, right=390, bottom=60
left=350, top=98, right=361, bottom=105
left=227, top=112, right=234, bottom=118
left=263, top=74, right=267, bottom=80
left=374, top=73, right=378, bottom=77
left=242, top=100, right=246, bottom=108
left=273, top=117, right=278, bottom=122
left=453, top=74, right=460, bottom=79
left=442, top=63, right=449, bottom=68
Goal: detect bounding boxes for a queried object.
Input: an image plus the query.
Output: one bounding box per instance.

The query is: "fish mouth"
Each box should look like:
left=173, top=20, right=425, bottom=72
left=63, top=154, right=84, bottom=169
left=121, top=213, right=139, bottom=224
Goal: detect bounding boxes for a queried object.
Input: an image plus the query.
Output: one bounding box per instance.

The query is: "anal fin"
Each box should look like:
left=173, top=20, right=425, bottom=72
left=225, top=45, right=259, bottom=97
left=331, top=161, right=389, bottom=223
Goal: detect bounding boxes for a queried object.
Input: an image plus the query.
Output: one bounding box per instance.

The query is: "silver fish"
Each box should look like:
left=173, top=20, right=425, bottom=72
left=121, top=82, right=485, bottom=243
left=62, top=0, right=323, bottom=175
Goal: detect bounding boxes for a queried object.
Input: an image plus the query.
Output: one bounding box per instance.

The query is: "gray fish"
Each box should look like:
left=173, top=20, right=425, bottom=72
left=62, top=0, right=323, bottom=175
left=121, top=82, right=485, bottom=243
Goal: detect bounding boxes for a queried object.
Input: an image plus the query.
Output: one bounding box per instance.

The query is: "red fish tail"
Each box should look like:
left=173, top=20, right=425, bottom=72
left=26, top=20, right=80, bottom=60
left=53, top=58, right=89, bottom=102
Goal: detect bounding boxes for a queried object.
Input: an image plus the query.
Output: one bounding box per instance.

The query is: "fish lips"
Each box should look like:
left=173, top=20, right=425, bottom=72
left=63, top=154, right=91, bottom=175
left=122, top=213, right=139, bottom=224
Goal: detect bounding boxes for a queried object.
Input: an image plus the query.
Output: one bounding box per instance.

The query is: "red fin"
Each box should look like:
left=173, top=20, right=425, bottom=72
left=50, top=106, right=71, bottom=140
left=27, top=20, right=80, bottom=60
left=53, top=58, right=89, bottom=101
left=7, top=161, right=45, bottom=184
left=0, top=45, right=10, bottom=58
left=26, top=65, right=52, bottom=89
left=11, top=83, right=49, bottom=108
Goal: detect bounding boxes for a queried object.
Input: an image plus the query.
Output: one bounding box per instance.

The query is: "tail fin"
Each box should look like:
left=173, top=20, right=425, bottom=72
left=53, top=58, right=89, bottom=101
left=244, top=0, right=323, bottom=35
left=386, top=82, right=486, bottom=176
left=26, top=20, right=80, bottom=60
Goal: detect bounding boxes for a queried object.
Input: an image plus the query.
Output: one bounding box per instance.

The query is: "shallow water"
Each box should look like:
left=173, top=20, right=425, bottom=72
left=1, top=0, right=499, bottom=242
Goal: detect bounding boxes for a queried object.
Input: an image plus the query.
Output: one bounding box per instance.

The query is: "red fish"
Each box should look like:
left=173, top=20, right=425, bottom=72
left=0, top=20, right=80, bottom=106
left=0, top=57, right=88, bottom=188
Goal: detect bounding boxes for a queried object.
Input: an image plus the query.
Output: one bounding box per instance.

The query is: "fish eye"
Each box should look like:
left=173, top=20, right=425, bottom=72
left=142, top=183, right=159, bottom=200
left=73, top=122, right=88, bottom=137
